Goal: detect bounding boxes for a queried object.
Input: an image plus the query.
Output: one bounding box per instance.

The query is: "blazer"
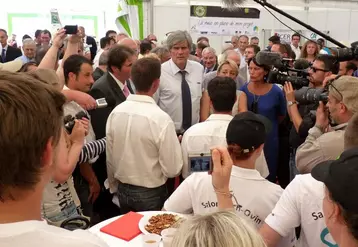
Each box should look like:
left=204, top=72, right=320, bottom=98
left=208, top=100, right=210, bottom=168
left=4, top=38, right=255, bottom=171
left=92, top=67, right=105, bottom=81
left=1, top=46, right=22, bottom=62
left=89, top=72, right=133, bottom=139
left=86, top=36, right=97, bottom=61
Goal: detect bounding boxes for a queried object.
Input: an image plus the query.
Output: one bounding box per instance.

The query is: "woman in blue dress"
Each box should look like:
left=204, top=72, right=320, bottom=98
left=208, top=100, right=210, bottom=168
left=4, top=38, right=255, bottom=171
left=241, top=57, right=286, bottom=182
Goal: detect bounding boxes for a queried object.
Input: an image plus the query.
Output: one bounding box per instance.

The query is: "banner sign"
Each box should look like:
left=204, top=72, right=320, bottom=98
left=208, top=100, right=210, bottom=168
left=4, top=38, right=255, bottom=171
left=190, top=17, right=259, bottom=36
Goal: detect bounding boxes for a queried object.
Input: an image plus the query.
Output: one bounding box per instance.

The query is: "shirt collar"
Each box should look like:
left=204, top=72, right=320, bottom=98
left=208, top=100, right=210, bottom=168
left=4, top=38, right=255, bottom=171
left=206, top=114, right=233, bottom=122
left=333, top=122, right=348, bottom=130
left=127, top=94, right=156, bottom=104
left=2, top=44, right=8, bottom=50
left=109, top=72, right=125, bottom=90
left=169, top=58, right=191, bottom=75
left=231, top=166, right=265, bottom=180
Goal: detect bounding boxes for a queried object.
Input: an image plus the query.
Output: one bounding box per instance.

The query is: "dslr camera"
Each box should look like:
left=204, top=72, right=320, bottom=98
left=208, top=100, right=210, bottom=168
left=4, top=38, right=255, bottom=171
left=64, top=111, right=89, bottom=134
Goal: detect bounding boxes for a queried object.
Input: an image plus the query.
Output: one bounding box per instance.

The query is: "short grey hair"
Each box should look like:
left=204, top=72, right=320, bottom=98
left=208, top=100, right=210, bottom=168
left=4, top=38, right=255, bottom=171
left=22, top=38, right=36, bottom=47
left=202, top=47, right=217, bottom=56
left=151, top=46, right=169, bottom=59
left=171, top=211, right=267, bottom=247
left=166, top=30, right=192, bottom=50
left=99, top=51, right=109, bottom=66
left=220, top=50, right=241, bottom=64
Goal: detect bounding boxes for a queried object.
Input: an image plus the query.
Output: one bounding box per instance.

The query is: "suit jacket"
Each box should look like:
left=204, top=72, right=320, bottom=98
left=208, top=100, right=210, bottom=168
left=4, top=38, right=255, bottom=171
left=89, top=72, right=133, bottom=139
left=1, top=46, right=22, bottom=62
left=86, top=36, right=97, bottom=62
left=92, top=67, right=105, bottom=81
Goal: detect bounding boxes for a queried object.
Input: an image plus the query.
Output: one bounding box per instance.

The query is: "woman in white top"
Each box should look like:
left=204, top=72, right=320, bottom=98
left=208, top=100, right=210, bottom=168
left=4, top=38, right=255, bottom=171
left=200, top=59, right=248, bottom=120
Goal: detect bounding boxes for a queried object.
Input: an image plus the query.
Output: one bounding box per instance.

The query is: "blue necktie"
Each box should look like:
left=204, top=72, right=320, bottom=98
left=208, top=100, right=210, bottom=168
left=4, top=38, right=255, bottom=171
left=1, top=49, right=5, bottom=63
left=180, top=70, right=192, bottom=131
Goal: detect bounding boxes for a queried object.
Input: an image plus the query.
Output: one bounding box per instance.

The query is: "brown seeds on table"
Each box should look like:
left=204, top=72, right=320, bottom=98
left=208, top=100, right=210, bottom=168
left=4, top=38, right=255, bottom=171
left=145, top=214, right=183, bottom=235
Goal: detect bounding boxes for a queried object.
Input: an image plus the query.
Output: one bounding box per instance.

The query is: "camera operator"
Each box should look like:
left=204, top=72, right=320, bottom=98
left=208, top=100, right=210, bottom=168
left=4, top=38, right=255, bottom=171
left=296, top=75, right=358, bottom=173
left=283, top=55, right=339, bottom=176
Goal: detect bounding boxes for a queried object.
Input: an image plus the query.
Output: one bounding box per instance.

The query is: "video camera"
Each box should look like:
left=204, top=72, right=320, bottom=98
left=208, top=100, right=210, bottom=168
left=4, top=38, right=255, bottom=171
left=64, top=111, right=89, bottom=134
left=336, top=41, right=358, bottom=61
left=256, top=51, right=310, bottom=89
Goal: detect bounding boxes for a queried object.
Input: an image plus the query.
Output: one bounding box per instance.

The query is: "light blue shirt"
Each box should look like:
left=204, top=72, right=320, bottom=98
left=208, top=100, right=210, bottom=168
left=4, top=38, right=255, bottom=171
left=15, top=55, right=35, bottom=64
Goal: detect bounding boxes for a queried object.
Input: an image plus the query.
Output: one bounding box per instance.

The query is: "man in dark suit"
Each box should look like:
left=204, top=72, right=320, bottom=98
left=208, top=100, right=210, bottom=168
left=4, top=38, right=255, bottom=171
left=89, top=44, right=136, bottom=220
left=0, top=29, right=22, bottom=62
left=79, top=26, right=97, bottom=62
left=92, top=51, right=108, bottom=81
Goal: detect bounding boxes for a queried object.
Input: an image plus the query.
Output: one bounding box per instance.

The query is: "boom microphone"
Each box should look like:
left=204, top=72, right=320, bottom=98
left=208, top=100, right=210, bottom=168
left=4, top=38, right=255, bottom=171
left=255, top=51, right=285, bottom=69
left=293, top=58, right=311, bottom=70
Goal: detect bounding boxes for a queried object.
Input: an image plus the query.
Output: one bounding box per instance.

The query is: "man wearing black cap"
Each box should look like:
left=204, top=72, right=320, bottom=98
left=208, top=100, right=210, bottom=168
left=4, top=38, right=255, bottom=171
left=311, top=148, right=358, bottom=247
left=265, top=35, right=280, bottom=52
left=164, top=111, right=295, bottom=246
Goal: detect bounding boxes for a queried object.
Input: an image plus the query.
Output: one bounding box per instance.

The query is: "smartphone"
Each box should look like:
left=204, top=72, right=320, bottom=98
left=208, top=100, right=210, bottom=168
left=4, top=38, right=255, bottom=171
left=189, top=153, right=213, bottom=172
left=64, top=25, right=78, bottom=35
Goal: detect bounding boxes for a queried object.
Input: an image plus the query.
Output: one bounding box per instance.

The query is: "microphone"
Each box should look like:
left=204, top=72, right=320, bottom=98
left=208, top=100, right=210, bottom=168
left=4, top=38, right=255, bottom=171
left=255, top=51, right=284, bottom=69
left=94, top=97, right=116, bottom=109
left=293, top=58, right=311, bottom=70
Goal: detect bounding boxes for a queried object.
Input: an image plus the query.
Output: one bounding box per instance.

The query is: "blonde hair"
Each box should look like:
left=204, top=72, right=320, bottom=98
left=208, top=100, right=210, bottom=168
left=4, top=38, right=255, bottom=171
left=143, top=53, right=161, bottom=61
left=218, top=59, right=239, bottom=77
left=171, top=211, right=267, bottom=247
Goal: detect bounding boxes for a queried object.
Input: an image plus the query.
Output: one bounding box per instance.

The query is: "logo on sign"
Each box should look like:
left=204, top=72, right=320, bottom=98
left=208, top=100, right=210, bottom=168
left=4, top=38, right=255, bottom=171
left=194, top=6, right=207, bottom=17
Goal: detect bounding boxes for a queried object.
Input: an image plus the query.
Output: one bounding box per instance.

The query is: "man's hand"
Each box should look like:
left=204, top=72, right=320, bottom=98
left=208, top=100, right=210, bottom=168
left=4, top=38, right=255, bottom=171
left=283, top=81, right=296, bottom=102
left=315, top=101, right=329, bottom=131
left=323, top=74, right=338, bottom=87
left=211, top=147, right=233, bottom=193
left=52, top=29, right=67, bottom=49
left=75, top=91, right=97, bottom=110
left=68, top=29, right=83, bottom=44
left=88, top=178, right=101, bottom=203
left=69, top=120, right=86, bottom=144
left=79, top=118, right=89, bottom=136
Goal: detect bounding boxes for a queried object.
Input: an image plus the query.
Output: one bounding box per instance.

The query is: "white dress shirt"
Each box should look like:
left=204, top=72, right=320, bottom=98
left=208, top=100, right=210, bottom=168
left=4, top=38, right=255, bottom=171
left=92, top=49, right=104, bottom=69
left=291, top=44, right=301, bottom=59
left=106, top=94, right=183, bottom=193
left=181, top=114, right=269, bottom=178
left=108, top=72, right=127, bottom=92
left=154, top=59, right=204, bottom=132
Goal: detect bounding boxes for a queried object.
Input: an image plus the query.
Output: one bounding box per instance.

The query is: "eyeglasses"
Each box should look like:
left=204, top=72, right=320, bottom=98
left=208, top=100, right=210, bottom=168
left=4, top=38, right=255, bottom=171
left=310, top=66, right=329, bottom=73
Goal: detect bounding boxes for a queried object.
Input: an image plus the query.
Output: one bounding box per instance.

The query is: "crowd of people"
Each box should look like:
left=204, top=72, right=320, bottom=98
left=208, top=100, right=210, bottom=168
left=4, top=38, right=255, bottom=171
left=1, top=24, right=358, bottom=247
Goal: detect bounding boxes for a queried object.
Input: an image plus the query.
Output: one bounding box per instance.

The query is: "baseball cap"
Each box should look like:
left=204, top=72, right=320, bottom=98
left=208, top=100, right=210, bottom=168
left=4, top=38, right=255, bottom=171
left=329, top=75, right=358, bottom=114
left=312, top=148, right=358, bottom=213
left=226, top=111, right=272, bottom=153
left=0, top=60, right=22, bottom=72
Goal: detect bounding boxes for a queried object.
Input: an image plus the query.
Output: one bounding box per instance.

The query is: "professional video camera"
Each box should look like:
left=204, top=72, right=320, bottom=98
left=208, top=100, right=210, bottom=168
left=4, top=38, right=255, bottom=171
left=336, top=41, right=358, bottom=61
left=294, top=87, right=328, bottom=105
left=64, top=111, right=89, bottom=134
left=256, top=51, right=310, bottom=89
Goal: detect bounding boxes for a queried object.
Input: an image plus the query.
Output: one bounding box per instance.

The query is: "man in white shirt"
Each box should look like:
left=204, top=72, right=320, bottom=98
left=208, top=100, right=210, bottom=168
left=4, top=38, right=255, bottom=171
left=154, top=30, right=204, bottom=134
left=181, top=76, right=269, bottom=179
left=0, top=72, right=107, bottom=247
left=106, top=57, right=183, bottom=214
left=164, top=110, right=294, bottom=246
left=291, top=33, right=301, bottom=59
left=93, top=37, right=115, bottom=69
left=62, top=54, right=100, bottom=218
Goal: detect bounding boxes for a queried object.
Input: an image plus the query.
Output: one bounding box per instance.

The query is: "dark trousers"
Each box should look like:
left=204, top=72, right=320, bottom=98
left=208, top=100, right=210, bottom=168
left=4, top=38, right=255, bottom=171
left=74, top=176, right=93, bottom=218
left=117, top=182, right=169, bottom=215
left=277, top=135, right=291, bottom=189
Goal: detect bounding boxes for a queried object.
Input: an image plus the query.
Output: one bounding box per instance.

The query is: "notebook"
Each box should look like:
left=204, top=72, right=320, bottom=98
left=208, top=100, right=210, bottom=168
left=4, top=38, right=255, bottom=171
left=100, top=211, right=144, bottom=241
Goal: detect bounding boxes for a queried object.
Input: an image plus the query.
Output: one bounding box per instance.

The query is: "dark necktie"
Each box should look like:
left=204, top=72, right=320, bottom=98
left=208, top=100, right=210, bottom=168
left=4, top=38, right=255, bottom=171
left=1, top=49, right=6, bottom=63
left=180, top=70, right=192, bottom=131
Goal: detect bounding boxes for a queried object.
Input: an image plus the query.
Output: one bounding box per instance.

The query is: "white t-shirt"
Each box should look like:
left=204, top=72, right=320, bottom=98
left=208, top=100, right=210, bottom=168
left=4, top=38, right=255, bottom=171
left=0, top=220, right=108, bottom=247
left=164, top=166, right=295, bottom=246
left=265, top=174, right=337, bottom=247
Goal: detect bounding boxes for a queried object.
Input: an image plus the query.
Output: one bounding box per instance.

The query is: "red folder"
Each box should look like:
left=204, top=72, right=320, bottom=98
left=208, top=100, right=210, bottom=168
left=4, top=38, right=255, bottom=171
left=100, top=211, right=144, bottom=241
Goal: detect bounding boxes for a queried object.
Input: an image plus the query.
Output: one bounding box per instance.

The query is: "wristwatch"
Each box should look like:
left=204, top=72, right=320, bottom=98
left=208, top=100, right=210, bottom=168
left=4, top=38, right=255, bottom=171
left=287, top=101, right=298, bottom=106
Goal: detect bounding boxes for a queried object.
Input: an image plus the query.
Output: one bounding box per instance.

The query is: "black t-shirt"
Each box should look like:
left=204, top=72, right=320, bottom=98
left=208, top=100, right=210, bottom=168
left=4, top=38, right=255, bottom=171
left=289, top=103, right=318, bottom=149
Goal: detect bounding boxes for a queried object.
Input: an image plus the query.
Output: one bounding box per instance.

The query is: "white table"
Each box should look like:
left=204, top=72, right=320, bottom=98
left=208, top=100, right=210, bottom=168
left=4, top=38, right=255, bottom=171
left=89, top=211, right=163, bottom=247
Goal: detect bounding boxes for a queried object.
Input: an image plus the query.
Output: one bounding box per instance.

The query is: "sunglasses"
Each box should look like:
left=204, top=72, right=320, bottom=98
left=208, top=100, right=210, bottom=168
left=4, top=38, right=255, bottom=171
left=310, top=66, right=329, bottom=73
left=326, top=77, right=343, bottom=101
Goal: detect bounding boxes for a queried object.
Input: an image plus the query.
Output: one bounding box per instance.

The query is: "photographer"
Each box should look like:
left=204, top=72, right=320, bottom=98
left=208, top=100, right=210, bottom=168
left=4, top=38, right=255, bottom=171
left=296, top=75, right=358, bottom=173
left=283, top=55, right=339, bottom=176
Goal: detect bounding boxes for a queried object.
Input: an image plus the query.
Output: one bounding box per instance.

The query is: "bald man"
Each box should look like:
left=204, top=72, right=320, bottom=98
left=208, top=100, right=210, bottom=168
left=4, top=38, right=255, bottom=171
left=118, top=38, right=139, bottom=56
